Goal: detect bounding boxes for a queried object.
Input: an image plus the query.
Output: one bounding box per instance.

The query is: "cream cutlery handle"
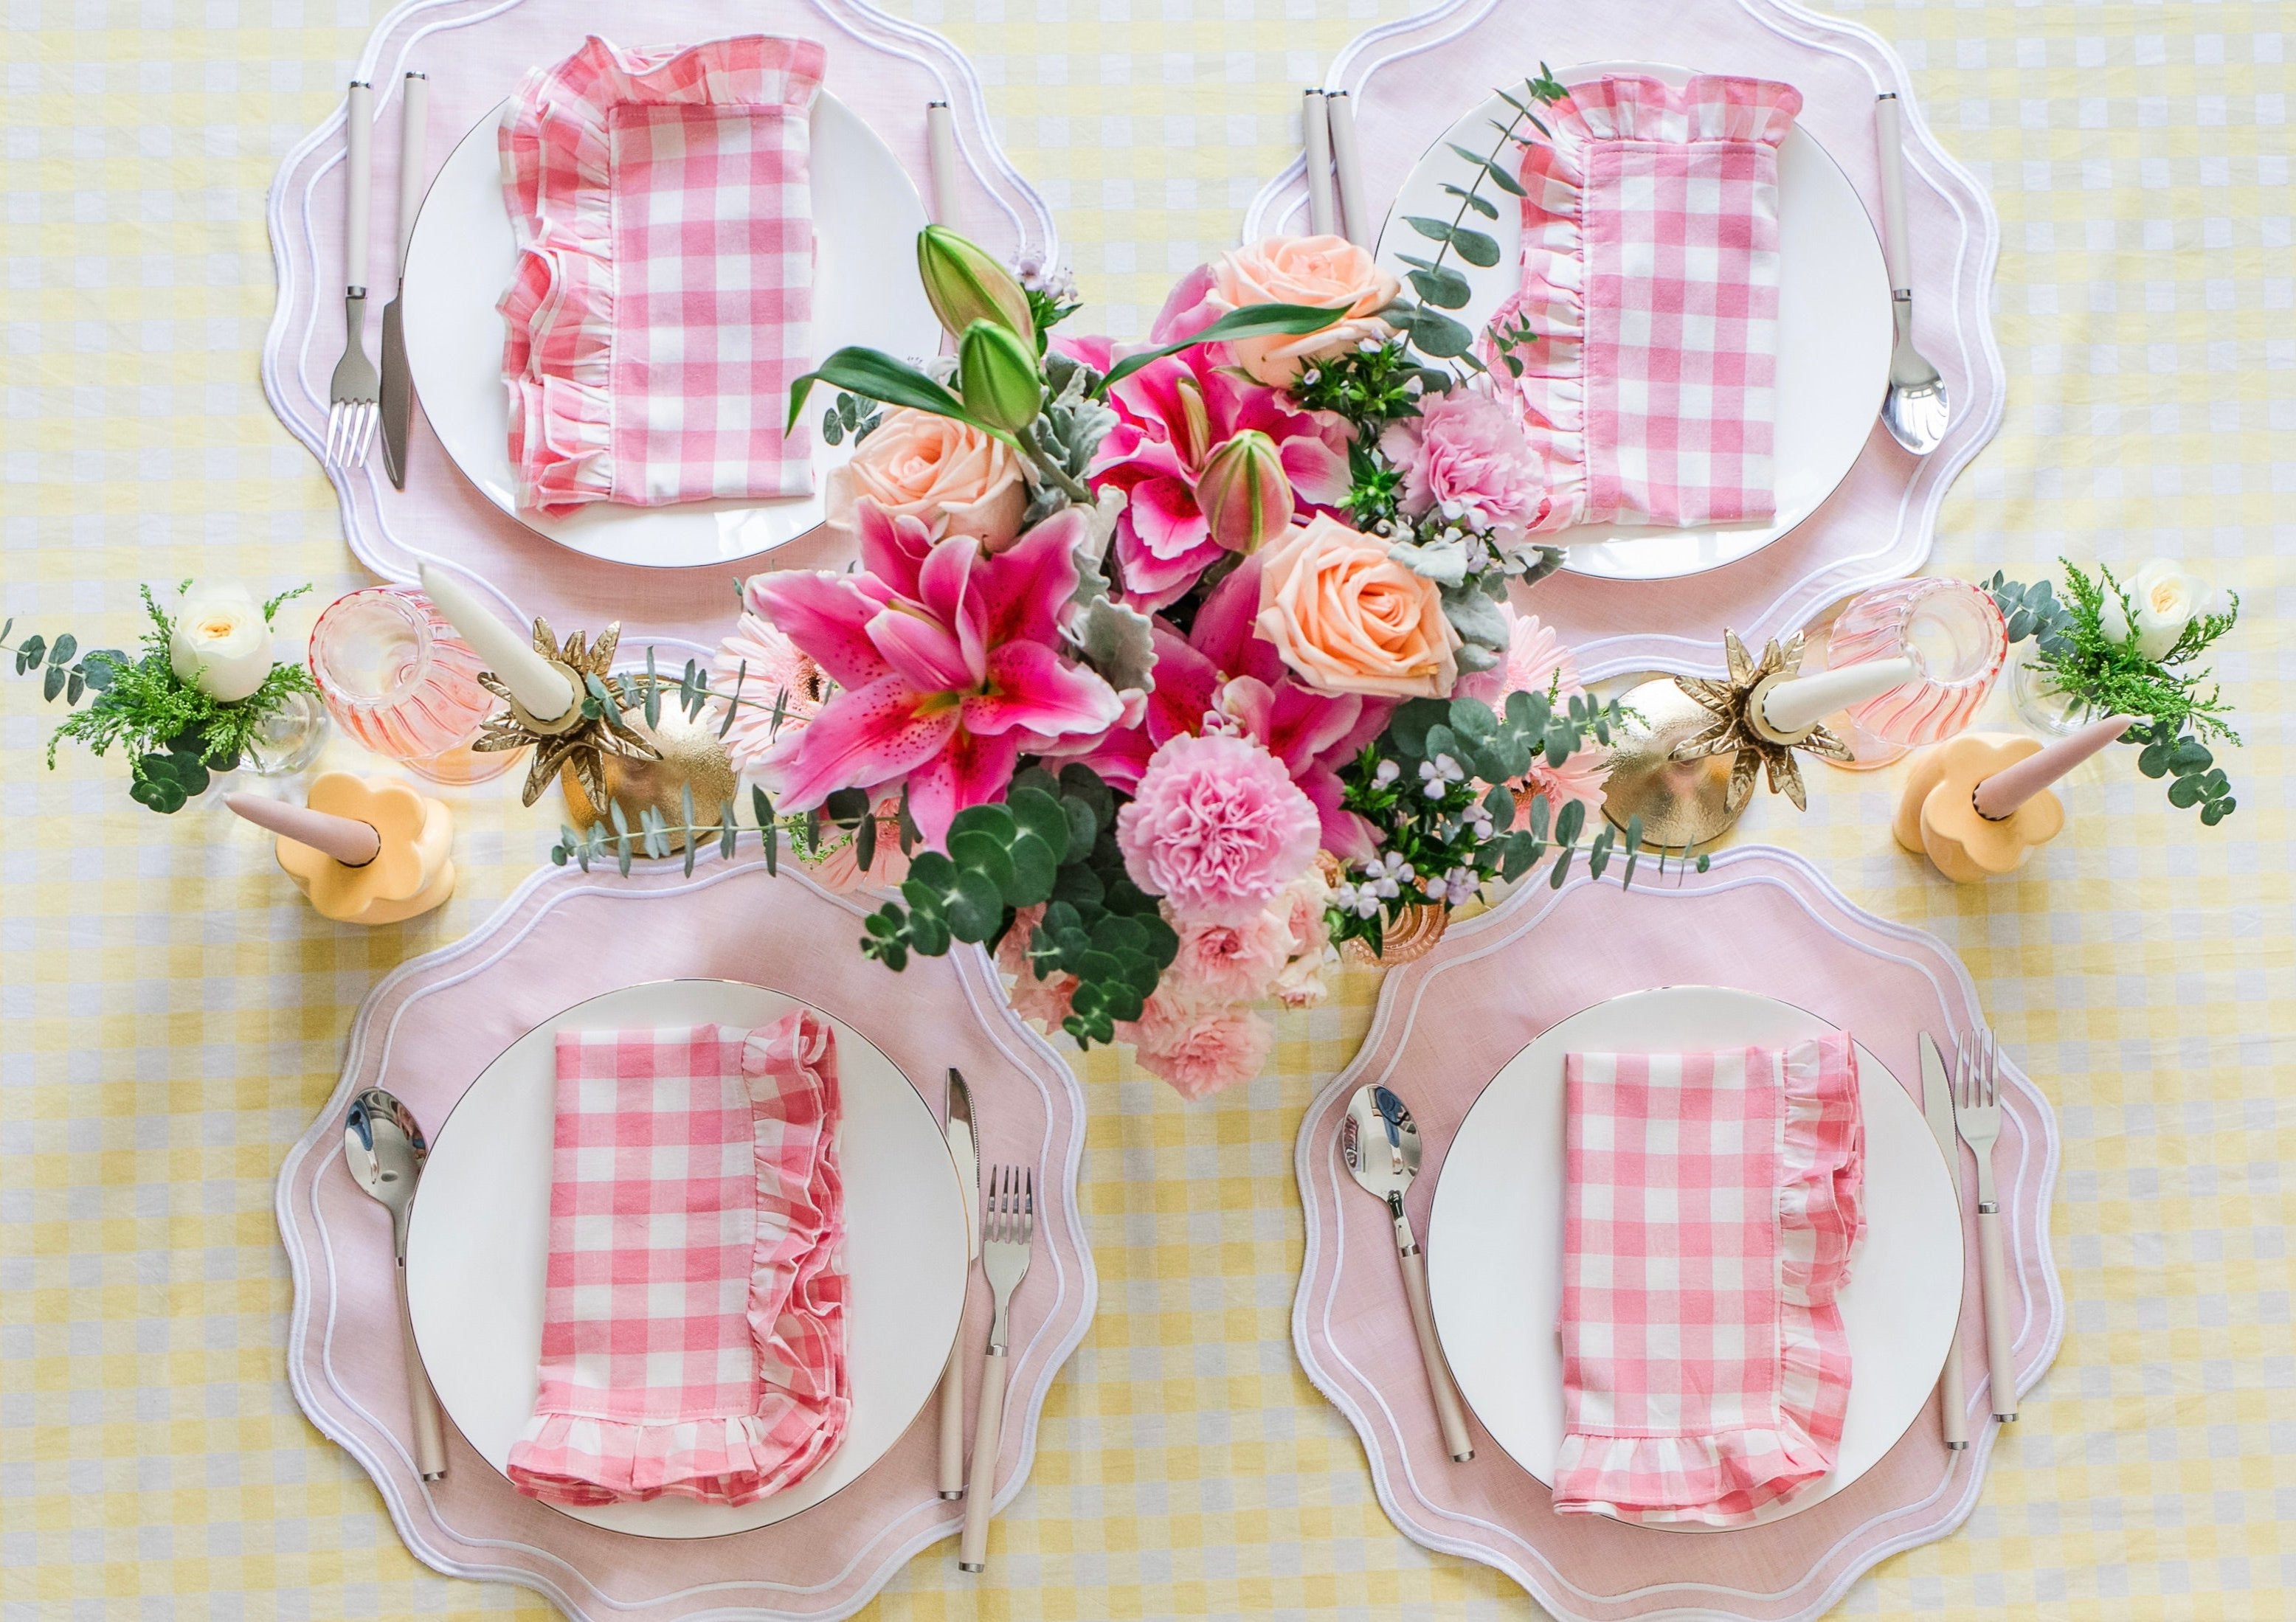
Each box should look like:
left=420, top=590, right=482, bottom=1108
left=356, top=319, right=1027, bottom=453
left=396, top=1262, right=446, bottom=1480
left=1397, top=1247, right=1474, bottom=1463
left=1976, top=1206, right=2019, bottom=1420
left=395, top=72, right=428, bottom=274
left=344, top=80, right=373, bottom=292
left=1937, top=1310, right=1967, bottom=1449
left=925, top=101, right=960, bottom=227
left=1874, top=93, right=1912, bottom=294
left=938, top=1342, right=966, bottom=1499
left=958, top=1345, right=1009, bottom=1571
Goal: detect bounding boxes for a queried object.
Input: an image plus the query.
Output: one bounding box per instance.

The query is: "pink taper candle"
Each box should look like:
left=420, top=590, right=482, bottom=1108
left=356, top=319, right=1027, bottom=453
left=1971, top=713, right=2134, bottom=819
left=226, top=791, right=382, bottom=867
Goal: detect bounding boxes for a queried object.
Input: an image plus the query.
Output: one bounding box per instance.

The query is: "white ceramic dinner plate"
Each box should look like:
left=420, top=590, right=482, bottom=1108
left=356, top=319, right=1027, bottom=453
left=401, top=95, right=941, bottom=569
left=404, top=979, right=970, bottom=1539
left=1426, top=985, right=1960, bottom=1530
left=1376, top=63, right=1893, bottom=582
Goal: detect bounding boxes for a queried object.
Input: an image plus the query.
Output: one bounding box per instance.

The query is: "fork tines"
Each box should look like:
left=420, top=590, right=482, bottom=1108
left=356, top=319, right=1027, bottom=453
left=984, top=1164, right=1034, bottom=1245
left=325, top=398, right=377, bottom=469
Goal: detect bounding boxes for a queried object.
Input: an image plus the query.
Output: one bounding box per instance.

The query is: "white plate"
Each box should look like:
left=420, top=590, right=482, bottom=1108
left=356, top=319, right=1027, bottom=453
left=1376, top=63, right=1892, bottom=582
left=1426, top=985, right=1960, bottom=1529
left=401, top=95, right=941, bottom=569
left=404, top=979, right=969, bottom=1539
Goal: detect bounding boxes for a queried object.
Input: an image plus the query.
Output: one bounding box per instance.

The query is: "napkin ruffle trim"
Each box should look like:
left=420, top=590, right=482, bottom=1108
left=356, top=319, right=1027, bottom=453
left=1552, top=1032, right=1863, bottom=1528
left=497, top=35, right=826, bottom=516
left=505, top=1013, right=850, bottom=1508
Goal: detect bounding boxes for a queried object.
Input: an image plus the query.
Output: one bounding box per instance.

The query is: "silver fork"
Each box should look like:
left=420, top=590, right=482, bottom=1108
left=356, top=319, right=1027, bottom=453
left=958, top=1164, right=1035, bottom=1573
left=325, top=80, right=379, bottom=470
left=1954, top=1030, right=2019, bottom=1423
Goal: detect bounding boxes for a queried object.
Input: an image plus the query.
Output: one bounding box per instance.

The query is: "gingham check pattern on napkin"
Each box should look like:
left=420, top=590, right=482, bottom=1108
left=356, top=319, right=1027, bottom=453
left=1495, top=74, right=1801, bottom=531
left=499, top=35, right=823, bottom=516
left=1555, top=1033, right=1865, bottom=1527
left=504, top=1013, right=849, bottom=1506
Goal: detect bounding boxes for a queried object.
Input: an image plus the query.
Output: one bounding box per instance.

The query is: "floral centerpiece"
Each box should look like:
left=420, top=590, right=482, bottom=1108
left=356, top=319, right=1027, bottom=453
left=708, top=188, right=1645, bottom=1097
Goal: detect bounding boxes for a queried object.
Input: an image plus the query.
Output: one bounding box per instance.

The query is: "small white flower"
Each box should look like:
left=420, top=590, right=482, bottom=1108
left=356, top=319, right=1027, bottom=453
left=1468, top=812, right=1495, bottom=842
left=168, top=582, right=274, bottom=702
left=1300, top=368, right=1321, bottom=387
left=1358, top=336, right=1382, bottom=353
left=1403, top=375, right=1425, bottom=397
left=1417, top=753, right=1465, bottom=800
left=1373, top=759, right=1400, bottom=787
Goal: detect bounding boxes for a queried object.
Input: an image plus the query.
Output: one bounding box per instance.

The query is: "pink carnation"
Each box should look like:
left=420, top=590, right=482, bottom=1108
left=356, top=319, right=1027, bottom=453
left=1116, top=731, right=1322, bottom=925
left=997, top=905, right=1078, bottom=1030
left=1165, top=907, right=1293, bottom=1005
left=1376, top=386, right=1547, bottom=537
left=1121, top=992, right=1274, bottom=1101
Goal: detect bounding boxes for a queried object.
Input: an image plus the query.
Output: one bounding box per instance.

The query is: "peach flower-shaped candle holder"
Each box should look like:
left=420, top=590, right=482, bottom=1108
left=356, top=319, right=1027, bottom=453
left=1893, top=715, right=2130, bottom=883
left=229, top=773, right=455, bottom=924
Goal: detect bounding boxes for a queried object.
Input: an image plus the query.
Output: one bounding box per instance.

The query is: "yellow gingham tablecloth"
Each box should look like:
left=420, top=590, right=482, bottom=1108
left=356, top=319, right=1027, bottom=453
left=3, top=2, right=2290, bottom=1617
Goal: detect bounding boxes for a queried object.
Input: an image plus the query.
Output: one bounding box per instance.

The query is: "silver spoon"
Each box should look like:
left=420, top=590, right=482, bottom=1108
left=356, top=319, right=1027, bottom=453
left=1340, top=1084, right=1474, bottom=1462
left=345, top=1086, right=448, bottom=1480
left=1875, top=93, right=1949, bottom=455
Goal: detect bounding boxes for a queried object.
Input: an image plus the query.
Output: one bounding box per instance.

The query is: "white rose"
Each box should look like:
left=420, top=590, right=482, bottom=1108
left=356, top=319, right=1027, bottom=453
left=2126, top=558, right=2205, bottom=662
left=168, top=583, right=274, bottom=702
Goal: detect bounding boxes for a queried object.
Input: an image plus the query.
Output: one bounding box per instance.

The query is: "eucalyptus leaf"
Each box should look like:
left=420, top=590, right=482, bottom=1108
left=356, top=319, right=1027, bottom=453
left=1449, top=226, right=1501, bottom=268
left=1407, top=305, right=1475, bottom=358
left=1440, top=183, right=1499, bottom=218
left=47, top=634, right=75, bottom=668
left=1406, top=263, right=1473, bottom=310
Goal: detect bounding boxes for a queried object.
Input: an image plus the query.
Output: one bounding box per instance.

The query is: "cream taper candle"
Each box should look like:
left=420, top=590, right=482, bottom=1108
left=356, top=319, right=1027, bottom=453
left=416, top=563, right=574, bottom=721
left=1760, top=655, right=1917, bottom=736
left=1302, top=89, right=1335, bottom=238
left=226, top=791, right=381, bottom=867
left=1971, top=713, right=2133, bottom=820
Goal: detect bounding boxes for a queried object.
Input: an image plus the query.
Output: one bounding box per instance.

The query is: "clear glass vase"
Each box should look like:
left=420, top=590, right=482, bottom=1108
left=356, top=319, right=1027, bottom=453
left=1822, top=577, right=2009, bottom=769
left=238, top=687, right=330, bottom=776
left=2007, top=643, right=2098, bottom=738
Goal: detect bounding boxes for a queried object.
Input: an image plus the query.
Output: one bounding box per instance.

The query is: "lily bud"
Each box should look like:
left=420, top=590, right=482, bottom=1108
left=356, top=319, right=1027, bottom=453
left=957, top=319, right=1045, bottom=434
left=1195, top=429, right=1294, bottom=554
left=916, top=226, right=1036, bottom=342
left=1172, top=376, right=1214, bottom=470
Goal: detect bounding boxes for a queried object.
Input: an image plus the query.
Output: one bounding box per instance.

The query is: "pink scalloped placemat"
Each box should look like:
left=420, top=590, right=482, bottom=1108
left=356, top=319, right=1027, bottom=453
left=1245, top=0, right=2005, bottom=682
left=264, top=0, right=1055, bottom=665
left=277, top=856, right=1094, bottom=1622
left=1292, top=846, right=2061, bottom=1622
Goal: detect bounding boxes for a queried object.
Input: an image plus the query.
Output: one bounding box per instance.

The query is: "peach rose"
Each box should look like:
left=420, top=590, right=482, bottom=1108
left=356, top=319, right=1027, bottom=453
left=1254, top=513, right=1461, bottom=699
left=825, top=406, right=1027, bottom=549
left=1210, top=235, right=1401, bottom=386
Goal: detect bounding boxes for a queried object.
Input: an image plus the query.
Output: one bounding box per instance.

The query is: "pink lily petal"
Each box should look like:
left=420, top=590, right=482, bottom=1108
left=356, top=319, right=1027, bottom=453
left=1279, top=432, right=1351, bottom=507
left=1126, top=475, right=1211, bottom=562
left=855, top=499, right=935, bottom=600
left=1148, top=262, right=1221, bottom=344
left=963, top=640, right=1124, bottom=739
left=1144, top=623, right=1220, bottom=744
left=916, top=533, right=987, bottom=681
left=865, top=604, right=977, bottom=695
left=905, top=727, right=1026, bottom=848
left=747, top=570, right=894, bottom=690
left=761, top=673, right=956, bottom=809
left=979, top=507, right=1084, bottom=648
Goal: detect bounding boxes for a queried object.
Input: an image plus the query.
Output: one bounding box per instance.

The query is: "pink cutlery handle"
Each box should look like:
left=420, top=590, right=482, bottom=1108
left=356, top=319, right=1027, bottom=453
left=1874, top=93, right=1912, bottom=293
left=1976, top=1207, right=2019, bottom=1420
left=937, top=1342, right=965, bottom=1499
left=396, top=1261, right=447, bottom=1480
left=344, top=80, right=373, bottom=291
left=958, top=1346, right=1009, bottom=1570
left=1938, top=1310, right=1967, bottom=1448
left=395, top=72, right=429, bottom=273
left=1398, top=1247, right=1474, bottom=1463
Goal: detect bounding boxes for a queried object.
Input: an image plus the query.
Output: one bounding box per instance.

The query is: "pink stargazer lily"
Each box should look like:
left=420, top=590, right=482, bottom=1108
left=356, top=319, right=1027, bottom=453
left=748, top=501, right=1124, bottom=848
left=1054, top=555, right=1391, bottom=860
left=1059, top=335, right=1350, bottom=612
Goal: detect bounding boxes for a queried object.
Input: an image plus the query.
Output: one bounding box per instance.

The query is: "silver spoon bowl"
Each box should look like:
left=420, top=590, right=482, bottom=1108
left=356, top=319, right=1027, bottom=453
left=344, top=1085, right=448, bottom=1480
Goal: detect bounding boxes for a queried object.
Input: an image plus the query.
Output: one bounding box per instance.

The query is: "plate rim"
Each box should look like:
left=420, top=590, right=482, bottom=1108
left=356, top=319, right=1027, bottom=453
left=1422, top=980, right=1960, bottom=1533
left=400, top=90, right=930, bottom=569
left=402, top=974, right=969, bottom=1540
left=1376, top=58, right=1892, bottom=583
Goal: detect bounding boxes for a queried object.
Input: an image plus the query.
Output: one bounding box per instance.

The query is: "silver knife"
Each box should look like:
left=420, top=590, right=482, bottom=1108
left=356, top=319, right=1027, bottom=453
left=1920, top=1032, right=1969, bottom=1449
left=938, top=1067, right=981, bottom=1498
left=378, top=70, right=428, bottom=489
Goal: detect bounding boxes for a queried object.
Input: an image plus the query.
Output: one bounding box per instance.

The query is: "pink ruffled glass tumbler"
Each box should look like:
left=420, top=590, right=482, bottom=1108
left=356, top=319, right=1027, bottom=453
left=1823, top=578, right=2008, bottom=769
left=308, top=586, right=519, bottom=784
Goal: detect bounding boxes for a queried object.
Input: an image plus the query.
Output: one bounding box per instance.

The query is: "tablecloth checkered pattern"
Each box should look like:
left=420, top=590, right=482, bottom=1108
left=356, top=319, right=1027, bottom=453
left=1555, top=1036, right=1864, bottom=1528
left=2, top=1, right=2292, bottom=1618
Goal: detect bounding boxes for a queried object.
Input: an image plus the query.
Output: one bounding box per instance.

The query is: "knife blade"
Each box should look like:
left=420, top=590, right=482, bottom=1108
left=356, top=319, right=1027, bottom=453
left=1920, top=1031, right=1970, bottom=1449
left=946, top=1067, right=981, bottom=1261
left=378, top=70, right=428, bottom=489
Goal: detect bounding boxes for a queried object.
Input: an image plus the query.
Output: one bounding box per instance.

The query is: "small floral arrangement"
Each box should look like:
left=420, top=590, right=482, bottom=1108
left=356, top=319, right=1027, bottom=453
left=703, top=193, right=1650, bottom=1100
left=4, top=582, right=316, bottom=812
left=1988, top=558, right=2241, bottom=823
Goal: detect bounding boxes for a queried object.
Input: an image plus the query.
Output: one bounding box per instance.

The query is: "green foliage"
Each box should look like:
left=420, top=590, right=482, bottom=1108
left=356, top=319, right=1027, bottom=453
left=4, top=583, right=316, bottom=814
left=1025, top=283, right=1083, bottom=344
left=1329, top=685, right=1636, bottom=954
left=1988, top=559, right=2241, bottom=822
left=1096, top=302, right=1351, bottom=394
left=817, top=390, right=881, bottom=448
left=855, top=764, right=1172, bottom=1048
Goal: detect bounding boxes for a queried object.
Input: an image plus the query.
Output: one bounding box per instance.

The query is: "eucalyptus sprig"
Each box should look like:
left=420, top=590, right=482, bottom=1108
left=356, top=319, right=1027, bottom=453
left=4, top=583, right=316, bottom=814
left=1986, top=559, right=2241, bottom=822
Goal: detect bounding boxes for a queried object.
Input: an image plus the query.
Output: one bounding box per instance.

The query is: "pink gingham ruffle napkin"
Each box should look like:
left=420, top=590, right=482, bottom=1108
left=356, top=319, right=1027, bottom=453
left=1556, top=1032, right=1864, bottom=1527
left=499, top=35, right=825, bottom=516
left=1493, top=74, right=1802, bottom=531
left=505, top=1013, right=849, bottom=1507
